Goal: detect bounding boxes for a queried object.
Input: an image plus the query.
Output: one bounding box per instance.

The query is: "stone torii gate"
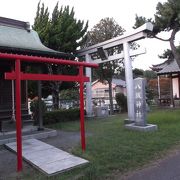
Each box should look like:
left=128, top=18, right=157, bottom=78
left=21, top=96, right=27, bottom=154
left=77, top=23, right=153, bottom=122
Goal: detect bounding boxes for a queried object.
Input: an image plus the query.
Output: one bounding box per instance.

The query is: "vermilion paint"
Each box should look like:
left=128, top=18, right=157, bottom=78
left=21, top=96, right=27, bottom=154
left=1, top=52, right=98, bottom=171
left=15, top=59, right=22, bottom=171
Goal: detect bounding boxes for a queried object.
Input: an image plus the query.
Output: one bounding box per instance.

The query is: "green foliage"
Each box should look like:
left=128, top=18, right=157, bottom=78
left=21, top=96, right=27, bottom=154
left=83, top=17, right=125, bottom=115
left=115, top=93, right=127, bottom=112
left=134, top=0, right=180, bottom=34
left=133, top=14, right=152, bottom=29
left=33, top=2, right=50, bottom=46
left=143, top=70, right=157, bottom=80
left=84, top=17, right=125, bottom=47
left=133, top=68, right=157, bottom=80
left=43, top=108, right=80, bottom=125
left=132, top=68, right=157, bottom=103
left=155, top=0, right=180, bottom=33
left=34, top=2, right=88, bottom=53
left=85, top=18, right=125, bottom=80
left=60, top=88, right=79, bottom=100
left=133, top=68, right=144, bottom=78
left=159, top=49, right=174, bottom=59
left=146, top=86, right=155, bottom=105
left=33, top=2, right=88, bottom=109
left=30, top=99, right=47, bottom=124
left=134, top=0, right=180, bottom=66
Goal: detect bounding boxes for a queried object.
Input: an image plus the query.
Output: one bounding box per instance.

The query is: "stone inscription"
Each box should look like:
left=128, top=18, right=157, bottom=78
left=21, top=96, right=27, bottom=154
left=134, top=78, right=147, bottom=126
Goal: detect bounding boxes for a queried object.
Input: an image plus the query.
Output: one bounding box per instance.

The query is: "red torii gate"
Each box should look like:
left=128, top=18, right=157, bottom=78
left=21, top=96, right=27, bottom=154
left=0, top=52, right=98, bottom=172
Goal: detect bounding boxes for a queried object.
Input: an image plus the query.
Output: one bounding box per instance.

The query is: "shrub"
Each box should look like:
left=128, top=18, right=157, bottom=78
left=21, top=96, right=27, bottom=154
left=115, top=93, right=127, bottom=112
left=43, top=108, right=81, bottom=125
left=30, top=99, right=47, bottom=125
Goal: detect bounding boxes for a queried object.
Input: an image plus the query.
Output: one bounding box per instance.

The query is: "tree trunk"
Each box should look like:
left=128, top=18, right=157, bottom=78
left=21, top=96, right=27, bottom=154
left=48, top=64, right=62, bottom=110
left=52, top=81, right=60, bottom=110
left=108, top=80, right=114, bottom=115
left=169, top=28, right=180, bottom=68
left=38, top=80, right=44, bottom=130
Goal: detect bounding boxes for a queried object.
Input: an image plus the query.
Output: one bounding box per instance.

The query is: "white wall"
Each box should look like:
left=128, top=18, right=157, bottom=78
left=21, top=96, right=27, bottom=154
left=172, top=78, right=179, bottom=98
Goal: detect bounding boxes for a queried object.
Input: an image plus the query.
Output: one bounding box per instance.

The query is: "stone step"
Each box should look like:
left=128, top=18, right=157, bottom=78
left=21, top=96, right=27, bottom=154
left=0, top=107, right=29, bottom=115
left=1, top=118, right=33, bottom=132
left=0, top=127, right=57, bottom=145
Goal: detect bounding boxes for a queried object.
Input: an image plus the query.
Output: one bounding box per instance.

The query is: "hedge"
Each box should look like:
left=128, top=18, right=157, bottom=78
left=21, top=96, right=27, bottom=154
left=43, top=108, right=81, bottom=125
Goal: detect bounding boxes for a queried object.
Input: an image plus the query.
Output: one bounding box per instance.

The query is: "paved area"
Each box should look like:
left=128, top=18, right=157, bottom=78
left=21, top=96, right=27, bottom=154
left=5, top=138, right=88, bottom=176
left=122, top=148, right=180, bottom=180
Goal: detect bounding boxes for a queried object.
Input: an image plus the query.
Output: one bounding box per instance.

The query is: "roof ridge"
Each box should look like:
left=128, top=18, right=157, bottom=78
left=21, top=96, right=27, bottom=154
left=0, top=16, right=30, bottom=31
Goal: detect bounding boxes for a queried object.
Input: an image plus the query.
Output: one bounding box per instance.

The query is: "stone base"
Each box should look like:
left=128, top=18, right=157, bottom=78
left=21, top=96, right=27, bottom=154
left=85, top=114, right=95, bottom=118
left=124, top=119, right=135, bottom=124
left=93, top=106, right=109, bottom=117
left=125, top=123, right=158, bottom=132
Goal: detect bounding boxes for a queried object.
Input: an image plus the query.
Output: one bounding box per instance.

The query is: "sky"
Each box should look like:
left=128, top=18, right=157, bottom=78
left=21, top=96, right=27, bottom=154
left=0, top=0, right=178, bottom=70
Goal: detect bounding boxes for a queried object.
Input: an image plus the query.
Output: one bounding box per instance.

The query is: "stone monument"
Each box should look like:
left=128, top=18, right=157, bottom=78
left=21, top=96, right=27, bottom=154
left=125, top=78, right=157, bottom=132
left=134, top=78, right=147, bottom=126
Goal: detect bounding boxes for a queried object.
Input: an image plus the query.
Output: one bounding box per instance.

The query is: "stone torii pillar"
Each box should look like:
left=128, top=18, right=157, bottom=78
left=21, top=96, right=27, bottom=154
left=85, top=54, right=93, bottom=117
left=77, top=23, right=153, bottom=122
left=123, top=42, right=135, bottom=121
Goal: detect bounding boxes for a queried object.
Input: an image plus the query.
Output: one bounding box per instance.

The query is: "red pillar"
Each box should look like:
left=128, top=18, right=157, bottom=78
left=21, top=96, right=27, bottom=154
left=79, top=66, right=86, bottom=151
left=15, top=59, right=23, bottom=171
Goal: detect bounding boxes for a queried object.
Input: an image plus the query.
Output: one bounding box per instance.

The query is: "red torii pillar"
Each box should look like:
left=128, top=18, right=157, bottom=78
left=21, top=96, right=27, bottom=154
left=2, top=53, right=98, bottom=172
left=15, top=59, right=22, bottom=172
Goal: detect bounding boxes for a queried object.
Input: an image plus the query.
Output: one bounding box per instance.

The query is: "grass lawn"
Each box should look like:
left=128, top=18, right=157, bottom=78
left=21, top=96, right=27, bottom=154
left=23, top=108, right=180, bottom=179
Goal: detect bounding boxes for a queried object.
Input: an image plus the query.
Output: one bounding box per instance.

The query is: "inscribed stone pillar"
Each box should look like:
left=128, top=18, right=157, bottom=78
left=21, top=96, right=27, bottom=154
left=134, top=78, right=147, bottom=126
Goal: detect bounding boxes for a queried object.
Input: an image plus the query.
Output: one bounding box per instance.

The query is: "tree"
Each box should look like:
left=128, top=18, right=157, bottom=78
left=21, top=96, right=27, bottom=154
left=133, top=68, right=144, bottom=78
left=159, top=49, right=174, bottom=60
left=143, top=70, right=157, bottom=80
left=83, top=17, right=125, bottom=115
left=83, top=17, right=125, bottom=47
left=134, top=0, right=180, bottom=67
left=33, top=2, right=88, bottom=109
left=60, top=88, right=79, bottom=100
left=59, top=88, right=79, bottom=108
left=115, top=93, right=127, bottom=112
left=33, top=2, right=50, bottom=46
left=48, top=4, right=88, bottom=52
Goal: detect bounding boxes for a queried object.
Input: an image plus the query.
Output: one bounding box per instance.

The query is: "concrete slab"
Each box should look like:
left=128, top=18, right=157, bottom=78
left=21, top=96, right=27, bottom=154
left=5, top=139, right=89, bottom=176
left=125, top=123, right=158, bottom=132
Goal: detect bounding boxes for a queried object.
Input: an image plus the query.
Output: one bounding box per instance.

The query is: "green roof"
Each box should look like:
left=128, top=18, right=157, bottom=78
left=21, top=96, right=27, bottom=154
left=0, top=17, right=73, bottom=59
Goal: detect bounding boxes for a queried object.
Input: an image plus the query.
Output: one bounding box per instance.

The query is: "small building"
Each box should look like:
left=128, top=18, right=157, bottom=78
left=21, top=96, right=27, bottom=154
left=0, top=17, right=72, bottom=131
left=91, top=79, right=126, bottom=110
left=151, top=59, right=180, bottom=107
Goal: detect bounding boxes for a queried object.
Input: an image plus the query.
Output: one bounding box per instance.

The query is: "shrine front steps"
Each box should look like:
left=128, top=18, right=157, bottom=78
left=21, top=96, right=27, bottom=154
left=0, top=126, right=57, bottom=145
left=0, top=114, right=33, bottom=132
